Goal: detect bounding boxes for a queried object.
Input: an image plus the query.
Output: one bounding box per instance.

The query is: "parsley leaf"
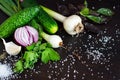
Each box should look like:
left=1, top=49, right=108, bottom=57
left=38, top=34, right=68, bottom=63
left=41, top=48, right=60, bottom=64
left=80, top=7, right=89, bottom=16
left=80, top=0, right=114, bottom=24
left=86, top=15, right=106, bottom=24
left=80, top=0, right=89, bottom=16
left=39, top=43, right=52, bottom=51
left=49, top=48, right=60, bottom=61
left=14, top=59, right=24, bottom=73
left=26, top=43, right=35, bottom=51
left=41, top=48, right=50, bottom=64
left=23, top=51, right=39, bottom=69
left=97, top=8, right=114, bottom=16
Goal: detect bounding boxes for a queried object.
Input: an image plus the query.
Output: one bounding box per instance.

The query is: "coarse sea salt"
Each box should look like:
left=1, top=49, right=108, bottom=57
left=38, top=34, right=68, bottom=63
left=0, top=63, right=13, bottom=80
left=86, top=49, right=104, bottom=61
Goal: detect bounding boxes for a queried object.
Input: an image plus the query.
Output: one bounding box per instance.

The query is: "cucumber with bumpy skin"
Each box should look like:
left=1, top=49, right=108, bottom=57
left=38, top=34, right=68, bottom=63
left=0, top=6, right=40, bottom=38
left=37, top=6, right=58, bottom=34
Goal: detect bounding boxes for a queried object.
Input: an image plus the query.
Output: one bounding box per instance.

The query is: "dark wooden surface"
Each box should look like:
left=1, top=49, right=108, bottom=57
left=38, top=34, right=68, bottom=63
left=0, top=0, right=120, bottom=80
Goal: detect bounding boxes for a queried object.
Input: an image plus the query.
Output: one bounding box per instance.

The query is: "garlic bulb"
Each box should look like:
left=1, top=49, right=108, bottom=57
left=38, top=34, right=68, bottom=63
left=41, top=31, right=63, bottom=48
left=46, top=35, right=63, bottom=48
left=2, top=38, right=21, bottom=55
left=63, top=15, right=84, bottom=35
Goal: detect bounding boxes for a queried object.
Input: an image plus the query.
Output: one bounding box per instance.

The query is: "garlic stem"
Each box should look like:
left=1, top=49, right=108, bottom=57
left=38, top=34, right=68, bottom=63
left=41, top=5, right=66, bottom=23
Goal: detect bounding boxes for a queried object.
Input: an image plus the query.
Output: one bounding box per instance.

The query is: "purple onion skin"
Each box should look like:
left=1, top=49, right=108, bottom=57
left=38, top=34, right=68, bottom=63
left=14, top=26, right=39, bottom=47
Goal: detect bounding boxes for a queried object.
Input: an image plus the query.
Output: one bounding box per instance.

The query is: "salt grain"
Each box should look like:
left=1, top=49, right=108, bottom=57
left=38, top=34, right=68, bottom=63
left=81, top=76, right=85, bottom=79
left=48, top=75, right=51, bottom=79
left=113, top=6, right=116, bottom=9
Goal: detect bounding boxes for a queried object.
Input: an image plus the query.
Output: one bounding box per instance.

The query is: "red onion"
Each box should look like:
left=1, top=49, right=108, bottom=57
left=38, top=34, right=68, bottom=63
left=14, top=26, right=38, bottom=47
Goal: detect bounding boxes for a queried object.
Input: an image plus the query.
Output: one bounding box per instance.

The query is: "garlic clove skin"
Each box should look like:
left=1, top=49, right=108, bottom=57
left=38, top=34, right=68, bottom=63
left=63, top=15, right=84, bottom=35
left=2, top=38, right=21, bottom=56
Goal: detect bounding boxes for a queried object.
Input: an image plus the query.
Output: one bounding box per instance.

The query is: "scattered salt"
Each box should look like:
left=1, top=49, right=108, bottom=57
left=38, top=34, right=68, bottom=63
left=86, top=49, right=104, bottom=61
left=116, top=29, right=120, bottom=34
left=0, top=63, right=13, bottom=80
left=0, top=4, right=119, bottom=80
left=99, top=36, right=112, bottom=44
left=92, top=6, right=95, bottom=9
left=48, top=75, right=52, bottom=79
left=81, top=76, right=85, bottom=79
left=113, top=6, right=116, bottom=10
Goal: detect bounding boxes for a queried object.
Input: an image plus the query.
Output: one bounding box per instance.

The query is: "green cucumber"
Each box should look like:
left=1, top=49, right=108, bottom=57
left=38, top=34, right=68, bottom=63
left=37, top=6, right=58, bottom=34
left=0, top=6, right=40, bottom=38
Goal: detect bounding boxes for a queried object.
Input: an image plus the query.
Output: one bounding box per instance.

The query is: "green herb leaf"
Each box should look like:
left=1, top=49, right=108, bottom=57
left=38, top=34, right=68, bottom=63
left=33, top=41, right=42, bottom=52
left=41, top=48, right=60, bottom=64
left=49, top=48, right=60, bottom=61
left=39, top=43, right=52, bottom=51
left=80, top=7, right=89, bottom=16
left=39, top=43, right=48, bottom=51
left=14, top=60, right=24, bottom=73
left=84, top=0, right=88, bottom=8
left=86, top=15, right=106, bottom=24
left=97, top=8, right=114, bottom=16
left=26, top=43, right=35, bottom=51
left=23, top=51, right=39, bottom=69
left=41, top=48, right=50, bottom=64
left=80, top=0, right=89, bottom=16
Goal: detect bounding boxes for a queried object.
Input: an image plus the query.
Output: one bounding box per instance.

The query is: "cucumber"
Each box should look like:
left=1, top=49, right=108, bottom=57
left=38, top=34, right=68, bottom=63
left=37, top=6, right=58, bottom=34
left=0, top=6, right=40, bottom=38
